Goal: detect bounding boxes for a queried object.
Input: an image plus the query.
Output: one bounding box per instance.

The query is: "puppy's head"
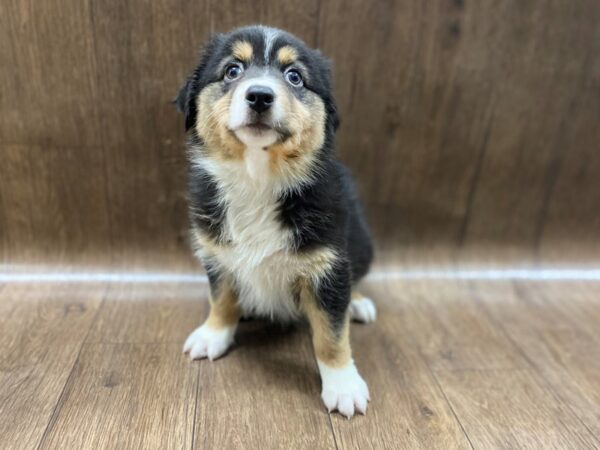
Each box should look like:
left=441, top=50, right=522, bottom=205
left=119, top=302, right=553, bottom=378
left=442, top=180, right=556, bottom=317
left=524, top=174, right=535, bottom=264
left=176, top=26, right=338, bottom=166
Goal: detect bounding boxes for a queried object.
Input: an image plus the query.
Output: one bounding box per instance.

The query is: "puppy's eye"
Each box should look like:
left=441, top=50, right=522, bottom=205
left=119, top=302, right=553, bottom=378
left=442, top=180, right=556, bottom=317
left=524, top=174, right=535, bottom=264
left=224, top=63, right=244, bottom=81
left=284, top=69, right=303, bottom=87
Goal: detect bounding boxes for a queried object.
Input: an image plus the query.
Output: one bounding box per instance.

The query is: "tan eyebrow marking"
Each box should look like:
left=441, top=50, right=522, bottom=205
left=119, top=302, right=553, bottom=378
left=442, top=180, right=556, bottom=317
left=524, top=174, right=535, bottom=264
left=277, top=45, right=298, bottom=65
left=231, top=40, right=253, bottom=62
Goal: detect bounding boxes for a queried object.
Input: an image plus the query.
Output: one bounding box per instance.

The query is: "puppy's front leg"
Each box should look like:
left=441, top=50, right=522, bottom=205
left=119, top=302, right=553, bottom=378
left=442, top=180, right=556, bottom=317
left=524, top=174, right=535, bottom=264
left=299, top=275, right=370, bottom=418
left=183, top=272, right=240, bottom=361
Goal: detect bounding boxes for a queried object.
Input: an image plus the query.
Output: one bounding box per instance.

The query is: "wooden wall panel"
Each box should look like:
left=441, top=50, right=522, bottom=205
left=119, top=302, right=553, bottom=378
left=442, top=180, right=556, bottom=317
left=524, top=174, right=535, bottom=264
left=456, top=1, right=600, bottom=253
left=0, top=0, right=99, bottom=148
left=0, top=0, right=598, bottom=264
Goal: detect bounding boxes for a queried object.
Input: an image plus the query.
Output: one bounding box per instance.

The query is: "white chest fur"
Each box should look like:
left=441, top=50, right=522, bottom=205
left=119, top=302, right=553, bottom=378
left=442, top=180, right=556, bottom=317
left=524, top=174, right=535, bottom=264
left=198, top=147, right=301, bottom=320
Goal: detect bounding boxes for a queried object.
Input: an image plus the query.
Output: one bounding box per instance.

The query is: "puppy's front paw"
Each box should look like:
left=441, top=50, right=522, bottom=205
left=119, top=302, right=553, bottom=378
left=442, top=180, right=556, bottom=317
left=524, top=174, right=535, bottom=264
left=183, top=324, right=236, bottom=361
left=318, top=360, right=370, bottom=418
left=350, top=296, right=377, bottom=323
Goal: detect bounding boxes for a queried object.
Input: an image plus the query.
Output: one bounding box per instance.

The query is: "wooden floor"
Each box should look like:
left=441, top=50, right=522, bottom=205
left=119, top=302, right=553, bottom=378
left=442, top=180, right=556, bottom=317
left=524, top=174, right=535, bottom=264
left=1, top=276, right=599, bottom=449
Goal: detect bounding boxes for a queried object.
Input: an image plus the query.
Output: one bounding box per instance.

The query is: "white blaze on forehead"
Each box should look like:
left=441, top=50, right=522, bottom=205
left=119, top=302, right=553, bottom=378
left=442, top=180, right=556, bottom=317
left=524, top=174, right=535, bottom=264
left=260, top=26, right=280, bottom=63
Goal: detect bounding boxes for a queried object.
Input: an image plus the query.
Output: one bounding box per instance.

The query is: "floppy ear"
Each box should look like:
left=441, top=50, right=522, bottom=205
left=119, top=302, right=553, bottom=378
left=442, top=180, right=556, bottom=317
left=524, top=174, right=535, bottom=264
left=312, top=50, right=341, bottom=131
left=174, top=76, right=196, bottom=131
left=326, top=95, right=340, bottom=131
left=174, top=33, right=225, bottom=132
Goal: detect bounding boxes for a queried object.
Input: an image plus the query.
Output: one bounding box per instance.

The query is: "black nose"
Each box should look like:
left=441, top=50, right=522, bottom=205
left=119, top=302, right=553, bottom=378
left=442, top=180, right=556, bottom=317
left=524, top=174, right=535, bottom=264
left=245, top=85, right=275, bottom=114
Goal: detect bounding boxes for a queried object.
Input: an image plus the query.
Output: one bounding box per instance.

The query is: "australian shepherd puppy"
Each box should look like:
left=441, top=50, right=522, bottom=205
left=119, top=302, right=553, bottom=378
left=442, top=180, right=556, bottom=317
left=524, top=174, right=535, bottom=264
left=176, top=25, right=375, bottom=418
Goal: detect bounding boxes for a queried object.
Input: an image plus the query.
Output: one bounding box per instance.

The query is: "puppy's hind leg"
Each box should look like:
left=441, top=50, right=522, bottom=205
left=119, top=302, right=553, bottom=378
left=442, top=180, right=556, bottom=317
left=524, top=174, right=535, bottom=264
left=349, top=290, right=376, bottom=323
left=299, top=274, right=370, bottom=418
left=183, top=270, right=240, bottom=361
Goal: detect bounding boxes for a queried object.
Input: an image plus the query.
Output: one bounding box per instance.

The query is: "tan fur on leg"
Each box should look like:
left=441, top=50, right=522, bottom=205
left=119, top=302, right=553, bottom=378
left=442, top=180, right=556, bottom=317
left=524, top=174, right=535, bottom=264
left=351, top=290, right=366, bottom=301
left=183, top=276, right=240, bottom=360
left=205, top=277, right=241, bottom=330
left=299, top=281, right=351, bottom=368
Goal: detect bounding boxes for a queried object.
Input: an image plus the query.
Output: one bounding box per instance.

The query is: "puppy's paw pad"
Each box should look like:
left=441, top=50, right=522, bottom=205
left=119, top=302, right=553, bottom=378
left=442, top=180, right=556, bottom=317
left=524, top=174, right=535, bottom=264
left=183, top=324, right=235, bottom=361
left=350, top=297, right=377, bottom=323
left=319, top=361, right=370, bottom=418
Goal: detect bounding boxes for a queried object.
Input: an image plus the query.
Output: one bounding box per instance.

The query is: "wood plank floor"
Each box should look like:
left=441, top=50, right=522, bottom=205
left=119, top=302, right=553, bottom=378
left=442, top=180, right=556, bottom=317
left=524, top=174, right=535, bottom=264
left=1, top=277, right=599, bottom=449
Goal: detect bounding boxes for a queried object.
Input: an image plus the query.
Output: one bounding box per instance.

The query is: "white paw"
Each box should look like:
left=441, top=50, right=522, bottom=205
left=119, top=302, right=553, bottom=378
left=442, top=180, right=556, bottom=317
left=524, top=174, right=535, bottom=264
left=350, top=297, right=377, bottom=323
left=318, top=360, right=370, bottom=418
left=182, top=324, right=236, bottom=361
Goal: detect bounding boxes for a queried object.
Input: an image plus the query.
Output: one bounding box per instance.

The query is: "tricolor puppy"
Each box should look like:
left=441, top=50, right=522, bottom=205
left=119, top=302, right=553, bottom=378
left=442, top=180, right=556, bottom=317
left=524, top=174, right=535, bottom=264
left=176, top=25, right=375, bottom=418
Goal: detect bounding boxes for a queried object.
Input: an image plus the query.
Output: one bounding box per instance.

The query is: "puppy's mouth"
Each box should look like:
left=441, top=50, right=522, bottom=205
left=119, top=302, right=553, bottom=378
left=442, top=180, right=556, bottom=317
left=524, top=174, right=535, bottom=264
left=244, top=122, right=272, bottom=134
left=231, top=119, right=292, bottom=143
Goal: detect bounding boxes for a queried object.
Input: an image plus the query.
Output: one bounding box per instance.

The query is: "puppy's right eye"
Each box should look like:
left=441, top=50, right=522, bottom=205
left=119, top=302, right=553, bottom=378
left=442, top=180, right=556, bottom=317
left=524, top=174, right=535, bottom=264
left=224, top=63, right=244, bottom=81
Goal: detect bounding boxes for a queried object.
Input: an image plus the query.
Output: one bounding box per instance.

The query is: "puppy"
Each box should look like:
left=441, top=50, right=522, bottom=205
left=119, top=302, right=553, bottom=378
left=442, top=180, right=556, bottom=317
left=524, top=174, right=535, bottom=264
left=176, top=25, right=375, bottom=418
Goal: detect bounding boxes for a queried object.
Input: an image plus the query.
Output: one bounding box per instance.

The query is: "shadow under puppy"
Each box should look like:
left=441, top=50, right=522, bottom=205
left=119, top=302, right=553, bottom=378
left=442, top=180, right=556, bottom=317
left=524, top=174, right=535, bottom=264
left=175, top=25, right=375, bottom=418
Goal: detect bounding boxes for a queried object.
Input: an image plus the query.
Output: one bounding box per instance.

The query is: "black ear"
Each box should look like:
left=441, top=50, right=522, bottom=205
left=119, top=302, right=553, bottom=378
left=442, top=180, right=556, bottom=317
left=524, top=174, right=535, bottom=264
left=174, top=76, right=196, bottom=131
left=312, top=49, right=340, bottom=131
left=321, top=71, right=340, bottom=131
left=326, top=95, right=340, bottom=131
left=174, top=33, right=225, bottom=132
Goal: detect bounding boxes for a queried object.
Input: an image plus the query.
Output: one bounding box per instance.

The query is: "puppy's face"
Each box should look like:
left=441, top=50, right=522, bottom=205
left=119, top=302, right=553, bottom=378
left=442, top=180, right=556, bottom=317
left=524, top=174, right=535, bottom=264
left=176, top=26, right=338, bottom=167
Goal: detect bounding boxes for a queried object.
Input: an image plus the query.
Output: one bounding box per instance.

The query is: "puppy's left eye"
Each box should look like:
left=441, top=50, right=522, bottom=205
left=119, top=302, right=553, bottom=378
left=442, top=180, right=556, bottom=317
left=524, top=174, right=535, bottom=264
left=285, top=69, right=303, bottom=87
left=224, top=63, right=244, bottom=81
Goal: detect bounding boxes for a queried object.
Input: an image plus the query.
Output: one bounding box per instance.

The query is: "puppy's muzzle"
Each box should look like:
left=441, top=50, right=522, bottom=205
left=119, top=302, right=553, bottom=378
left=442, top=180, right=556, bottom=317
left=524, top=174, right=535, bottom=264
left=245, top=85, right=275, bottom=114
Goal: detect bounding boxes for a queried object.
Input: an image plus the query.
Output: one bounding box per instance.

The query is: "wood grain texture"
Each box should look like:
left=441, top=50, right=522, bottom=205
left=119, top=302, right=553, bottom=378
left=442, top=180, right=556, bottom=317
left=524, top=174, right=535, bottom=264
left=0, top=283, right=104, bottom=449
left=471, top=280, right=600, bottom=440
left=85, top=282, right=207, bottom=344
left=435, top=368, right=598, bottom=449
left=330, top=282, right=472, bottom=449
left=193, top=321, right=336, bottom=449
left=381, top=278, right=526, bottom=371
left=1, top=280, right=598, bottom=449
left=1, top=0, right=599, bottom=263
left=39, top=343, right=198, bottom=450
